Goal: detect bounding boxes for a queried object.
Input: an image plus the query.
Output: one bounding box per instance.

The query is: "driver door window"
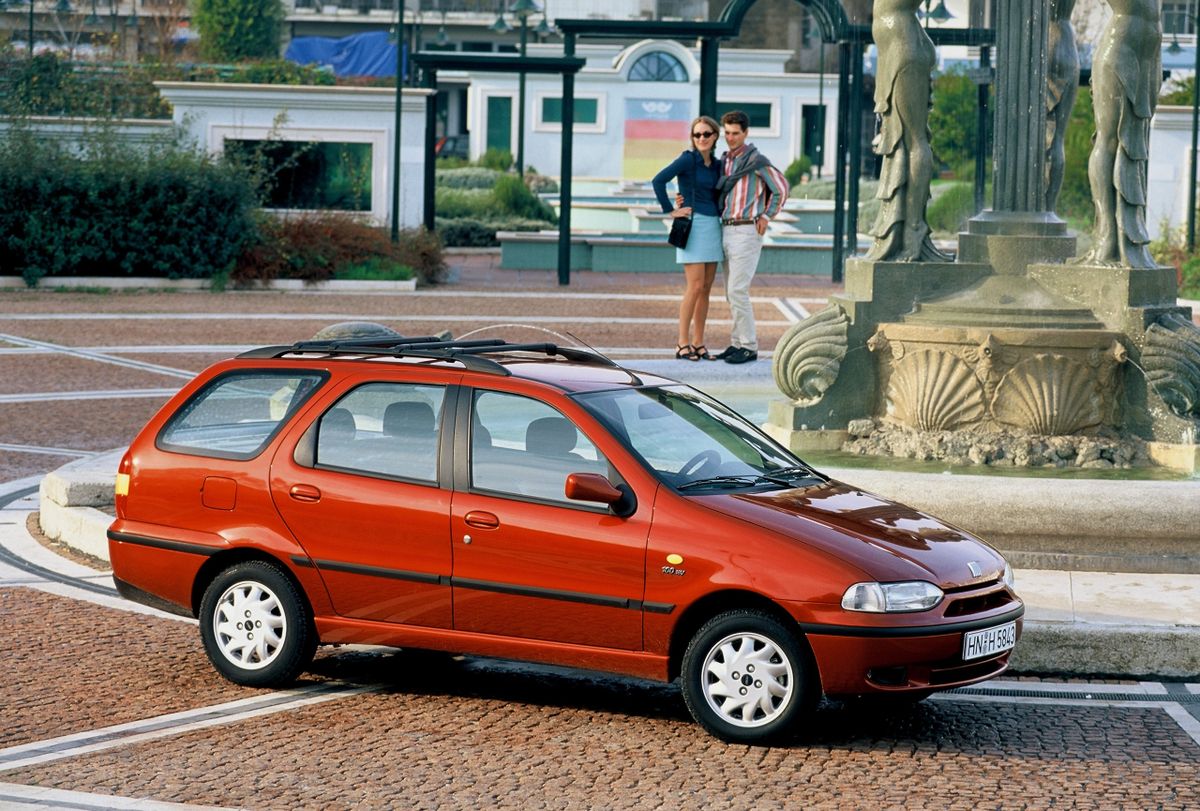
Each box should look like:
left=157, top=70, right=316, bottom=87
left=470, top=390, right=608, bottom=505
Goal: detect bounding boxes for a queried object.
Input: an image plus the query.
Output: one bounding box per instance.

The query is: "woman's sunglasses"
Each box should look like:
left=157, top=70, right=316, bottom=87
left=692, top=130, right=715, bottom=139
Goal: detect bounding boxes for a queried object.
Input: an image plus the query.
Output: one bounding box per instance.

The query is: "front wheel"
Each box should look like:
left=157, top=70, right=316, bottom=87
left=199, top=560, right=316, bottom=687
left=680, top=610, right=817, bottom=744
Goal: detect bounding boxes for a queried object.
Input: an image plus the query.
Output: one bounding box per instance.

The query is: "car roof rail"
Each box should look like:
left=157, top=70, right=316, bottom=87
left=237, top=337, right=635, bottom=380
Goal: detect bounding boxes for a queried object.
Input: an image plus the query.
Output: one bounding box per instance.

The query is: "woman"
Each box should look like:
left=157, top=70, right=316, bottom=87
left=652, top=115, right=723, bottom=361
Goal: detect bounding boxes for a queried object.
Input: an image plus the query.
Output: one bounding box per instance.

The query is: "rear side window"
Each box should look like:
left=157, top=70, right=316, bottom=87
left=158, top=370, right=326, bottom=460
left=315, top=382, right=445, bottom=483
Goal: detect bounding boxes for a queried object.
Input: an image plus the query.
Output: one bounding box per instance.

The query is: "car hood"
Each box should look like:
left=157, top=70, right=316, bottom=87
left=696, top=479, right=1006, bottom=588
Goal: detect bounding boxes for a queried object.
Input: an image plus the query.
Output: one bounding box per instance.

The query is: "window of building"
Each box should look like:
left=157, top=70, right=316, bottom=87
left=536, top=94, right=604, bottom=132
left=224, top=140, right=373, bottom=212
left=714, top=102, right=774, bottom=130
left=628, top=51, right=688, bottom=82
left=1164, top=2, right=1196, bottom=34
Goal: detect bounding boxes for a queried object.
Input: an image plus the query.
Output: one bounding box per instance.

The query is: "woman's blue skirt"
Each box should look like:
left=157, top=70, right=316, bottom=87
left=676, top=213, right=724, bottom=264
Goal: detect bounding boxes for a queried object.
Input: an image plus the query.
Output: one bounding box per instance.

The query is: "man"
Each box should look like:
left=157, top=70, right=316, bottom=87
left=714, top=110, right=789, bottom=364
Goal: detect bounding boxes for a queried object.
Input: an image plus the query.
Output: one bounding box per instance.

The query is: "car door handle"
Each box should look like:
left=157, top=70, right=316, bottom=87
left=464, top=510, right=500, bottom=529
left=288, top=484, right=322, bottom=503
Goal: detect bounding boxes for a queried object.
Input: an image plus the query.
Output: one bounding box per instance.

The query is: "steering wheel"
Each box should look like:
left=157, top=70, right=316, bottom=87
left=678, top=449, right=722, bottom=480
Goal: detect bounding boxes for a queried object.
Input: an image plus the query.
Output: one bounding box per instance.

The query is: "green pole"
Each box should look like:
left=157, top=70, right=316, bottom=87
left=391, top=1, right=405, bottom=243
left=1189, top=27, right=1199, bottom=253
left=557, top=34, right=575, bottom=286
left=517, top=16, right=528, bottom=176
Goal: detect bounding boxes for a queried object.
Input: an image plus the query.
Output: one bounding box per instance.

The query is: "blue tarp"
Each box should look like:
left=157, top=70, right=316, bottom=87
left=285, top=31, right=404, bottom=79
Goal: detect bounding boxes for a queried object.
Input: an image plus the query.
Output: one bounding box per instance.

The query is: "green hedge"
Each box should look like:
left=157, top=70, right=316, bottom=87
left=0, top=130, right=258, bottom=285
left=436, top=167, right=503, bottom=189
left=436, top=217, right=552, bottom=248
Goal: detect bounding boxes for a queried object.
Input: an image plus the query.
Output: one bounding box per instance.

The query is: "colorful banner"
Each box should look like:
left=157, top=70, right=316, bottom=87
left=622, top=98, right=691, bottom=182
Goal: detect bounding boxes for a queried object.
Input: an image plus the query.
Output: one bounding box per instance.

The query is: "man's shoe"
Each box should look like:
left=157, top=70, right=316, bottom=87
left=724, top=347, right=758, bottom=364
left=713, top=345, right=737, bottom=360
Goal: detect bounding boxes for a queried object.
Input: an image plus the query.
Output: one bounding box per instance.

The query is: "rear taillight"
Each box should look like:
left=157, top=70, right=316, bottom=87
left=115, top=452, right=132, bottom=518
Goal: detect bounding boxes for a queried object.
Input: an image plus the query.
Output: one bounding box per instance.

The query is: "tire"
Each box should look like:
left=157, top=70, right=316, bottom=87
left=199, top=560, right=316, bottom=688
left=680, top=610, right=817, bottom=744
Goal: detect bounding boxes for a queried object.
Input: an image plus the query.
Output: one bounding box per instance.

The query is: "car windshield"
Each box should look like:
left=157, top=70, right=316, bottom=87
left=574, top=385, right=821, bottom=491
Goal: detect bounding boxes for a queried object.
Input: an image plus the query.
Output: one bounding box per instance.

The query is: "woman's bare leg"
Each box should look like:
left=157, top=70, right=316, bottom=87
left=691, top=263, right=718, bottom=347
left=679, top=263, right=706, bottom=347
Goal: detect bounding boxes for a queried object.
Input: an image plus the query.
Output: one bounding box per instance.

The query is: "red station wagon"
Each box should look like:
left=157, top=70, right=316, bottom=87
left=108, top=336, right=1023, bottom=743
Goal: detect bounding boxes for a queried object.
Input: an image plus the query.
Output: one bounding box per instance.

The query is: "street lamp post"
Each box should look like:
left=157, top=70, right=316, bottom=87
left=391, top=0, right=405, bottom=242
left=510, top=0, right=539, bottom=177
left=1189, top=24, right=1200, bottom=253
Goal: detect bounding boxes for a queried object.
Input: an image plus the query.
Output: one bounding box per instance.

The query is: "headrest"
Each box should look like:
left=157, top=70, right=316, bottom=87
left=383, top=401, right=436, bottom=437
left=321, top=407, right=356, bottom=442
left=525, top=416, right=578, bottom=456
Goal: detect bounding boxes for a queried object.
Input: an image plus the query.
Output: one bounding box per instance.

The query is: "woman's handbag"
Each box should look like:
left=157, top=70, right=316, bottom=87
left=668, top=215, right=692, bottom=248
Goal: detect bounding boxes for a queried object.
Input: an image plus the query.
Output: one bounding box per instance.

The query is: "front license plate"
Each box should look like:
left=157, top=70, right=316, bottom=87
left=962, top=621, right=1017, bottom=661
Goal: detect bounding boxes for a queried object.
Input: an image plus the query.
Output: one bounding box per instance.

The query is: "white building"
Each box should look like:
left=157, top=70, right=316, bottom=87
left=452, top=39, right=839, bottom=181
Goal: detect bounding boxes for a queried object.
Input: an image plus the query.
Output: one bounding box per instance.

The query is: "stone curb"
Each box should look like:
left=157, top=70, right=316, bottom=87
left=0, top=276, right=417, bottom=292
left=1014, top=622, right=1200, bottom=678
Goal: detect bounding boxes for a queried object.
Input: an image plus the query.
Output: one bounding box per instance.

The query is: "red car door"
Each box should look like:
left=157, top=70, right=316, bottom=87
left=449, top=387, right=651, bottom=651
left=271, top=374, right=460, bottom=627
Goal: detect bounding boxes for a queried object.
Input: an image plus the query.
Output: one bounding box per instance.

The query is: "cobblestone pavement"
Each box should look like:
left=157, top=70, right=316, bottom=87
left=2, top=258, right=1199, bottom=809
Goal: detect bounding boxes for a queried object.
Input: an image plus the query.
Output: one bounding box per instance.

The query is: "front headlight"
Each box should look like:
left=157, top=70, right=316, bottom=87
left=841, top=581, right=944, bottom=613
left=1002, top=561, right=1015, bottom=589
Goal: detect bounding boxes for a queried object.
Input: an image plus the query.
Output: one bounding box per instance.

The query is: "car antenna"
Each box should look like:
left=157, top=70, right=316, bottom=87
left=563, top=330, right=642, bottom=386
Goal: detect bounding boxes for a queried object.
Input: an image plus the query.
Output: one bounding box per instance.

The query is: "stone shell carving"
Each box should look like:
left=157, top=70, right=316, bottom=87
left=991, top=354, right=1103, bottom=435
left=772, top=305, right=850, bottom=404
left=885, top=350, right=986, bottom=431
left=1142, top=312, right=1200, bottom=417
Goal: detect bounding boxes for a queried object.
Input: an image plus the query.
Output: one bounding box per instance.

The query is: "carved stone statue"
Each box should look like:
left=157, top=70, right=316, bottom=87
left=1046, top=0, right=1079, bottom=213
left=1076, top=0, right=1162, bottom=267
left=863, top=0, right=951, bottom=262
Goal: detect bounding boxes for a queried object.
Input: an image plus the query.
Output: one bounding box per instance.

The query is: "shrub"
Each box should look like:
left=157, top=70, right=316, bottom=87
left=784, top=156, right=812, bottom=187
left=524, top=170, right=559, bottom=194
left=436, top=216, right=552, bottom=248
left=0, top=128, right=257, bottom=285
left=1161, top=75, right=1195, bottom=105
left=1057, top=88, right=1095, bottom=224
left=436, top=167, right=503, bottom=189
left=478, top=148, right=513, bottom=171
left=494, top=174, right=557, bottom=223
left=929, top=68, right=980, bottom=175
left=194, top=0, right=285, bottom=61
left=233, top=212, right=446, bottom=286
left=1182, top=255, right=1200, bottom=299
left=0, top=54, right=172, bottom=119
left=926, top=182, right=976, bottom=234
left=435, top=187, right=496, bottom=219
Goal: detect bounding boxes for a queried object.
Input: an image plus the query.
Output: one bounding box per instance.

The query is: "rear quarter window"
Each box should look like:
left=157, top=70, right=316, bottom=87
left=157, top=370, right=327, bottom=460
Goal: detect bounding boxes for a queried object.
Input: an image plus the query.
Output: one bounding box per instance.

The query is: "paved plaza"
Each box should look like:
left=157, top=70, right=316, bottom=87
left=1, top=254, right=1199, bottom=809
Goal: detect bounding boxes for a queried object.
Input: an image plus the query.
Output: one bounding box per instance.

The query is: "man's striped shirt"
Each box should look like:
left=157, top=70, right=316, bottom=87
left=721, top=145, right=790, bottom=221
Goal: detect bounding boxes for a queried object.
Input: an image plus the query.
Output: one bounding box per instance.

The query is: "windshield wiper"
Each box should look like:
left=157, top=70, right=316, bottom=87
left=766, top=464, right=825, bottom=482
left=678, top=473, right=792, bottom=491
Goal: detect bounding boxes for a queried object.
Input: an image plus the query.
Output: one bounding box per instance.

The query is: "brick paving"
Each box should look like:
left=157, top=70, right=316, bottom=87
left=2, top=256, right=1199, bottom=808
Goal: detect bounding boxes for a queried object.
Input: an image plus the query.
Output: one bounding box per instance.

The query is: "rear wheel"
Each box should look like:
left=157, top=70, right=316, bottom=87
left=680, top=610, right=816, bottom=744
left=199, top=560, right=316, bottom=687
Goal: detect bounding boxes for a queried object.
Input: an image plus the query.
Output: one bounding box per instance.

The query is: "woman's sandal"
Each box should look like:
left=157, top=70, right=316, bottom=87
left=675, top=343, right=699, bottom=361
left=693, top=345, right=715, bottom=361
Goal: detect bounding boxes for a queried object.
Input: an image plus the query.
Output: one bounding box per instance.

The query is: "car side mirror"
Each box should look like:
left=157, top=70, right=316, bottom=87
left=565, top=473, right=636, bottom=518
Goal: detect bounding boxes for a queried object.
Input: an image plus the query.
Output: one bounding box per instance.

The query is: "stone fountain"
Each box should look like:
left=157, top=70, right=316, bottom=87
left=765, top=0, right=1200, bottom=472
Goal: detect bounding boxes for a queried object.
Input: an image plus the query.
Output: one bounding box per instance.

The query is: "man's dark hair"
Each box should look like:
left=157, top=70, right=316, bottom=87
left=720, top=110, right=750, bottom=131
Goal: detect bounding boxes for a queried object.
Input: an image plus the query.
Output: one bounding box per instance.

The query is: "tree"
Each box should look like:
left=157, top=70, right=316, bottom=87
left=193, top=0, right=284, bottom=62
left=929, top=68, right=980, bottom=177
